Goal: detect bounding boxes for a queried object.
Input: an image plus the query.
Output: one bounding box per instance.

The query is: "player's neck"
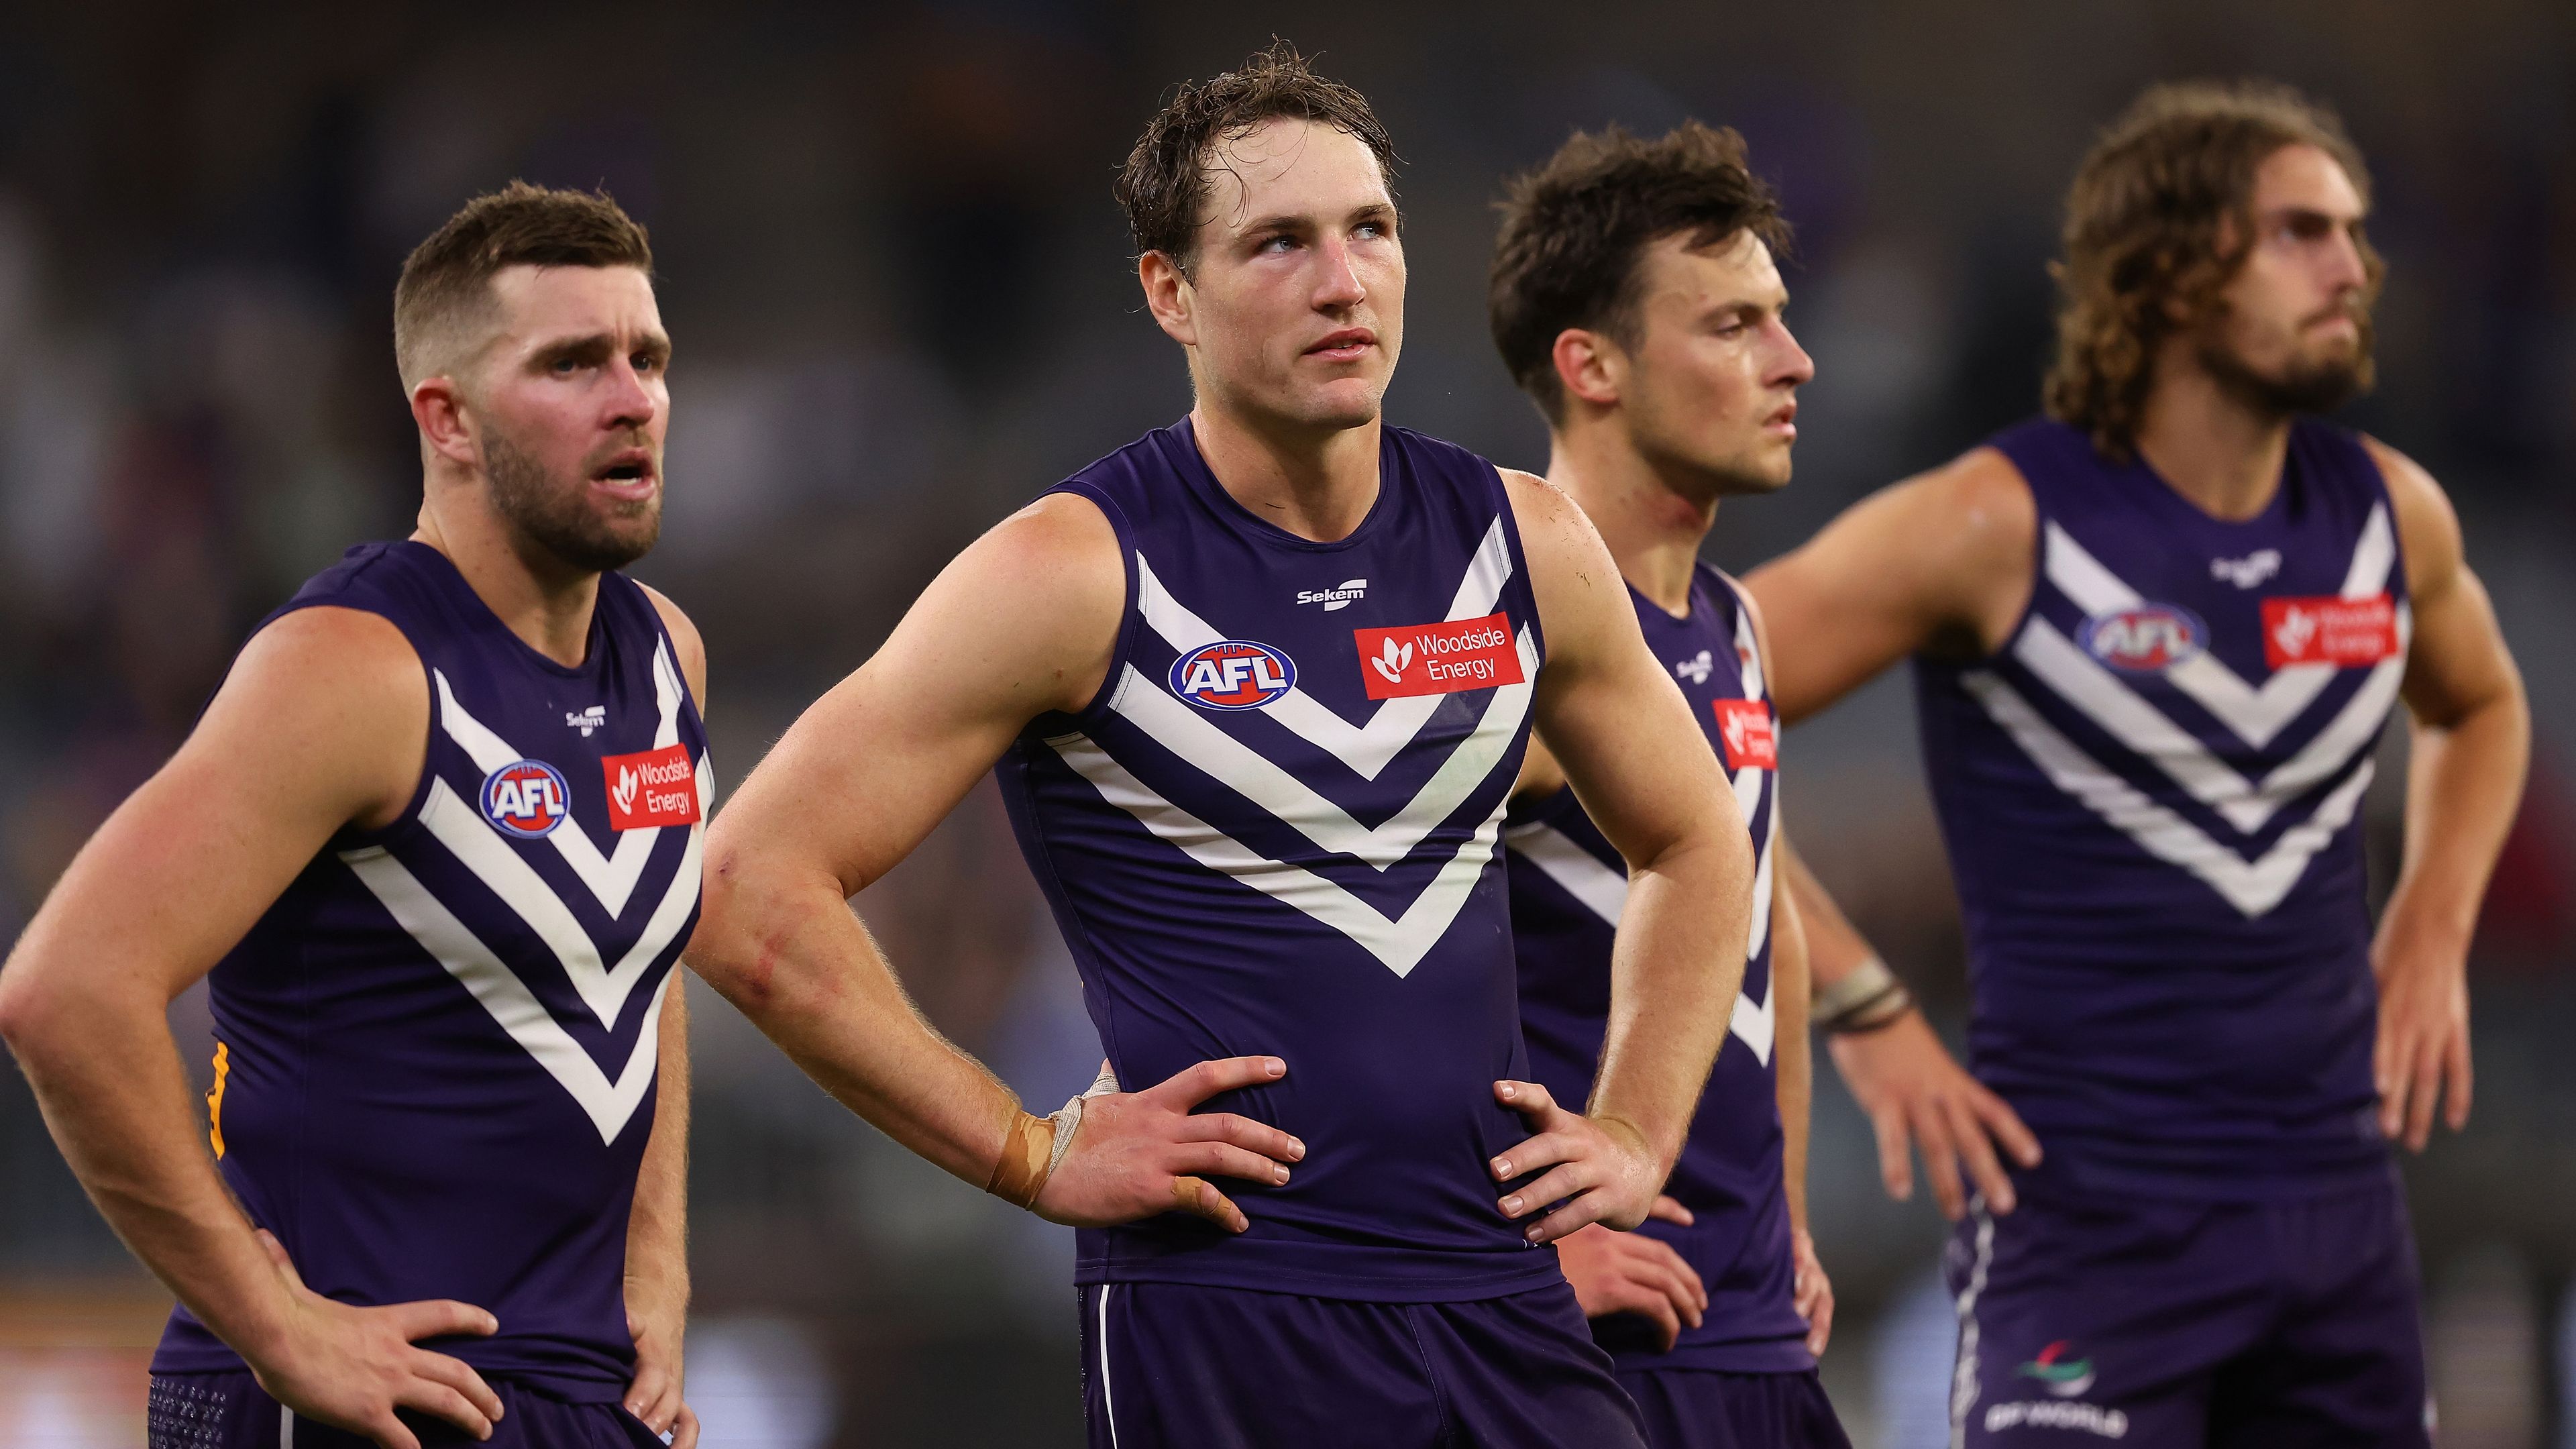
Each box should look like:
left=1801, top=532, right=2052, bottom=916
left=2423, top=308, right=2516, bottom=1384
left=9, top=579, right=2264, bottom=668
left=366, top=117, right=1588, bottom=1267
left=2132, top=360, right=2294, bottom=523
left=1545, top=424, right=1716, bottom=620
left=413, top=496, right=601, bottom=668
left=1188, top=401, right=1381, bottom=543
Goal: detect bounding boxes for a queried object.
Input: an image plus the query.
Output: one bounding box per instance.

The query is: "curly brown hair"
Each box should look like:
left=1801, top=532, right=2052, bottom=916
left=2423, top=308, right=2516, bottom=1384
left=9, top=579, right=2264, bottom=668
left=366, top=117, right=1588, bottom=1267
left=2043, top=80, right=2381, bottom=456
left=1114, top=40, right=1399, bottom=270
left=394, top=181, right=653, bottom=388
left=1489, top=122, right=1790, bottom=423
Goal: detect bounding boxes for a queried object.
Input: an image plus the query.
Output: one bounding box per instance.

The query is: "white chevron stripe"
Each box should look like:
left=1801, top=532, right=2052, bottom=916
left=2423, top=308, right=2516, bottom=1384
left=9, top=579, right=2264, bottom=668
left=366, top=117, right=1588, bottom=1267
left=338, top=846, right=673, bottom=1144
left=1960, top=670, right=2376, bottom=918
left=1132, top=518, right=1514, bottom=781
left=1503, top=810, right=1778, bottom=1066
left=1109, top=629, right=1537, bottom=870
left=2041, top=506, right=2395, bottom=748
left=431, top=639, right=692, bottom=916
left=416, top=779, right=705, bottom=1029
left=1051, top=733, right=1502, bottom=978
left=1729, top=587, right=1766, bottom=698
left=2017, top=610, right=2407, bottom=834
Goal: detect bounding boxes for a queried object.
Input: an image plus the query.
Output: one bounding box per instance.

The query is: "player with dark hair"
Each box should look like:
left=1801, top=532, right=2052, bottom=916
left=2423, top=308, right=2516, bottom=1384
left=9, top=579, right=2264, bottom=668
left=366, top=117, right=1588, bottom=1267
left=685, top=42, right=1755, bottom=1448
left=1748, top=81, right=2529, bottom=1446
left=0, top=182, right=704, bottom=1448
left=1487, top=121, right=1848, bottom=1448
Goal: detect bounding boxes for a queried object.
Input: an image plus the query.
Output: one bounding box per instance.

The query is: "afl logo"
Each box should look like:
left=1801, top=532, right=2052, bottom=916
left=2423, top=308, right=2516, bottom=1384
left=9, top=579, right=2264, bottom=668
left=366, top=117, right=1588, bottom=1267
left=2082, top=604, right=2208, bottom=672
left=1169, top=639, right=1297, bottom=710
left=482, top=759, right=572, bottom=838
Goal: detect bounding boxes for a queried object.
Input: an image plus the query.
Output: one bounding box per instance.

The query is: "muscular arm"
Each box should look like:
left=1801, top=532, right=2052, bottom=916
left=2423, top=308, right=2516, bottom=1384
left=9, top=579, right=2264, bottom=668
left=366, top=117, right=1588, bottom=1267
left=2365, top=438, right=2528, bottom=1150
left=0, top=608, right=504, bottom=1449
left=1748, top=451, right=2043, bottom=1217
left=1487, top=472, right=1755, bottom=1240
left=688, top=495, right=1301, bottom=1230
left=625, top=586, right=703, bottom=1445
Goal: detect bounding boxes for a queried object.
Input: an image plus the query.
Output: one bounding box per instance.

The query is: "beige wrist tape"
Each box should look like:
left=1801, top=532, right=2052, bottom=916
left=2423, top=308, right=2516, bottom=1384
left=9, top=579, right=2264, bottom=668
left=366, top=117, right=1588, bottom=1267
left=984, top=1075, right=1116, bottom=1211
left=1814, top=955, right=1915, bottom=1033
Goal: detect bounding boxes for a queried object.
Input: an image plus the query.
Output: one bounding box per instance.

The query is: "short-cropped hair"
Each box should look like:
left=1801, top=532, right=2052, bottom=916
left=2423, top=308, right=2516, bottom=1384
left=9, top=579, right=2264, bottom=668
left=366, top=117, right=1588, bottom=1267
left=2044, top=80, right=2379, bottom=456
left=393, top=181, right=653, bottom=388
left=1114, top=39, right=1399, bottom=269
left=1489, top=122, right=1790, bottom=423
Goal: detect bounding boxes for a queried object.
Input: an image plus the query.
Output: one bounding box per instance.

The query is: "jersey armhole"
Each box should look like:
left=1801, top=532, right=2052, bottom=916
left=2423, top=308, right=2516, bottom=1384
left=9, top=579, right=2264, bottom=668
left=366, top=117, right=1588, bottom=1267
left=257, top=596, right=437, bottom=854
left=1485, top=461, right=1550, bottom=671
left=1038, top=480, right=1144, bottom=731
left=1942, top=445, right=2046, bottom=669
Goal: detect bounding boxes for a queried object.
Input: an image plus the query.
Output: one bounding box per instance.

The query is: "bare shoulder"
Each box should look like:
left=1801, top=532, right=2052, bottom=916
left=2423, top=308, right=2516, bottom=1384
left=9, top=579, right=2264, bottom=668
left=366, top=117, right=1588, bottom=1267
left=879, top=488, right=1128, bottom=721
left=2361, top=435, right=2465, bottom=589
left=1497, top=466, right=1623, bottom=605
left=200, top=604, right=428, bottom=828
left=635, top=582, right=709, bottom=708
left=1886, top=445, right=2037, bottom=569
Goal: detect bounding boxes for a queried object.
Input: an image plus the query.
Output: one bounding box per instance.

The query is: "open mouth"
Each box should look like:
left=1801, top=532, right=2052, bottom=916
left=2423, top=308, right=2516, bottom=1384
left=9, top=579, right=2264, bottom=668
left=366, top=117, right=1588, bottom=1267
left=592, top=450, right=658, bottom=497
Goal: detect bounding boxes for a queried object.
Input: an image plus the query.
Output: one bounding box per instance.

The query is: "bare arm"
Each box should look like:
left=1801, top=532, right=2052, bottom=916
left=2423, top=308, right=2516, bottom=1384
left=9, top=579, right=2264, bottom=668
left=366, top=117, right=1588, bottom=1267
left=688, top=495, right=1302, bottom=1232
left=624, top=584, right=702, bottom=1446
left=2365, top=438, right=2528, bottom=1151
left=1744, top=447, right=2035, bottom=724
left=0, top=608, right=504, bottom=1449
left=1486, top=472, right=1755, bottom=1242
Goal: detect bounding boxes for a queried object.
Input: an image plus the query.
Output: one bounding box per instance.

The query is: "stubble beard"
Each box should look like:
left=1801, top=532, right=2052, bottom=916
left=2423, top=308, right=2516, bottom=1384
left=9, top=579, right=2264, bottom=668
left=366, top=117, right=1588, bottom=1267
left=483, top=426, right=661, bottom=574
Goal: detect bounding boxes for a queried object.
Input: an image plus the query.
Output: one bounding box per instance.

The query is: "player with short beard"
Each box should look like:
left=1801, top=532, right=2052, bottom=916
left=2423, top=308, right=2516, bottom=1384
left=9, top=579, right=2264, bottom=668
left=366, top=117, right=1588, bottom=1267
left=1485, top=121, right=1849, bottom=1448
left=687, top=43, right=1756, bottom=1448
left=1746, top=82, right=2529, bottom=1446
left=1, top=183, right=705, bottom=1449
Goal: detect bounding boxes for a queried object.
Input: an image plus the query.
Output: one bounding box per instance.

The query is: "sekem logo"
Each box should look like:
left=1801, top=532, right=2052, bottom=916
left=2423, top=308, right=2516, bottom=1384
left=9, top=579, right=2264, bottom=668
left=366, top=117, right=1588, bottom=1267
left=2262, top=594, right=2398, bottom=669
left=603, top=744, right=699, bottom=831
left=1169, top=640, right=1297, bottom=710
left=482, top=759, right=572, bottom=839
left=1674, top=649, right=1714, bottom=686
left=2082, top=604, right=2207, bottom=672
left=1352, top=612, right=1524, bottom=700
left=1296, top=579, right=1368, bottom=612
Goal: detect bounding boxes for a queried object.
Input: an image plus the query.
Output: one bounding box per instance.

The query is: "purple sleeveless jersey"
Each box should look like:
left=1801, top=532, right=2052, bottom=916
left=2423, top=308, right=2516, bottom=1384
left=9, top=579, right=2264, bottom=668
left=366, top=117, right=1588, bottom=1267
left=1917, top=417, right=2407, bottom=1199
left=1508, top=564, right=1809, bottom=1373
left=997, top=418, right=1564, bottom=1301
left=151, top=541, right=708, bottom=1400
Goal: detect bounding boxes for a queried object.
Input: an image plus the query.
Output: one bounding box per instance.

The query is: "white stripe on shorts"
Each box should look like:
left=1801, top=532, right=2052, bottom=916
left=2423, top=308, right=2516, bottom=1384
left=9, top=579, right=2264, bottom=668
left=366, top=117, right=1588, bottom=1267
left=1097, top=1284, right=1121, bottom=1448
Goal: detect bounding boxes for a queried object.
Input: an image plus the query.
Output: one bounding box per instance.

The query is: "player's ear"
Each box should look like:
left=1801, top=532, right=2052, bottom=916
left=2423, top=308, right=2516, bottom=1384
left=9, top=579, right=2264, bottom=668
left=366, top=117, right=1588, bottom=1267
left=1138, top=250, right=1199, bottom=347
left=410, top=374, right=479, bottom=470
left=1552, top=327, right=1621, bottom=411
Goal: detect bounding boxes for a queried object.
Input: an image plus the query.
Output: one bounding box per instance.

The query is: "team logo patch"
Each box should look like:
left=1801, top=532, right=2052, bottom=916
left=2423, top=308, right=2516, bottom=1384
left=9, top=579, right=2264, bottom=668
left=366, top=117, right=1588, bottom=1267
left=1169, top=640, right=1297, bottom=710
left=2017, top=1341, right=2098, bottom=1399
left=2081, top=604, right=2207, bottom=672
left=1354, top=612, right=1524, bottom=700
left=481, top=759, right=572, bottom=839
left=2262, top=593, right=2398, bottom=668
left=1297, top=578, right=1368, bottom=612
left=604, top=744, right=700, bottom=831
left=1674, top=649, right=1714, bottom=685
left=1713, top=699, right=1777, bottom=771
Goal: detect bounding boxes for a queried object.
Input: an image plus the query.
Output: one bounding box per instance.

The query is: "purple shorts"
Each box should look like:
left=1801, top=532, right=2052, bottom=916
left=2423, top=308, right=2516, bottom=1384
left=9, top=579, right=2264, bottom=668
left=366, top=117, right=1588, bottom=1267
left=1615, top=1366, right=1851, bottom=1449
left=1945, top=1168, right=2430, bottom=1447
left=1077, top=1281, right=1646, bottom=1448
left=148, top=1373, right=666, bottom=1449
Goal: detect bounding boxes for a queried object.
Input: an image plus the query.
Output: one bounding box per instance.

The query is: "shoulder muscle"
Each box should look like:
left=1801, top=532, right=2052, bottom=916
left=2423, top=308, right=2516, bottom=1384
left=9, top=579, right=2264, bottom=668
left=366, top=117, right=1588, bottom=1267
left=637, top=582, right=709, bottom=714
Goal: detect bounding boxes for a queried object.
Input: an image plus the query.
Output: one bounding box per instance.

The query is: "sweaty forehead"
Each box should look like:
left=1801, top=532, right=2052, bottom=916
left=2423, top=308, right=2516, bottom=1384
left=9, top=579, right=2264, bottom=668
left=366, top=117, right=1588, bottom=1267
left=2253, top=144, right=2365, bottom=217
left=487, top=264, right=663, bottom=347
left=1199, top=118, right=1391, bottom=235
left=1640, top=230, right=1784, bottom=309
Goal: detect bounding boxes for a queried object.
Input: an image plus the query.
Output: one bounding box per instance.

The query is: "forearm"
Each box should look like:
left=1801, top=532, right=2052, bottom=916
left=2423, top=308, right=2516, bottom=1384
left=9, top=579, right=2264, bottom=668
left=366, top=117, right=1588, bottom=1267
left=1591, top=832, right=1753, bottom=1168
left=1773, top=887, right=1814, bottom=1238
left=3, top=979, right=290, bottom=1357
left=2383, top=698, right=2529, bottom=952
left=692, top=866, right=1018, bottom=1185
left=625, top=978, right=691, bottom=1315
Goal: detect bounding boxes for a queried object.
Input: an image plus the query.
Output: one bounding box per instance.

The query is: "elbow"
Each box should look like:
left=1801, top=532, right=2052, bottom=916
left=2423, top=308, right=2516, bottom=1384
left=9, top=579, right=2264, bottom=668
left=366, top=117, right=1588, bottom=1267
left=0, top=961, right=58, bottom=1063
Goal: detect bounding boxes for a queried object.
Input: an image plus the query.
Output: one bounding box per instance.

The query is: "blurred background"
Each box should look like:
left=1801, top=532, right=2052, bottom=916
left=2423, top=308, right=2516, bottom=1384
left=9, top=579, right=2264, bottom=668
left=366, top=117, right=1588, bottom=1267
left=0, top=1, right=2569, bottom=1444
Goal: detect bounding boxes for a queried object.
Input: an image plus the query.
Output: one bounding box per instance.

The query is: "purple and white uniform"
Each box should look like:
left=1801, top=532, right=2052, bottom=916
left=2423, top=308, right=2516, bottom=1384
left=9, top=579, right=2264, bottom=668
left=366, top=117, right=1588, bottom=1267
left=1002, top=419, right=1643, bottom=1448
left=1507, top=564, right=1846, bottom=1448
left=148, top=541, right=705, bottom=1449
left=1920, top=418, right=2427, bottom=1446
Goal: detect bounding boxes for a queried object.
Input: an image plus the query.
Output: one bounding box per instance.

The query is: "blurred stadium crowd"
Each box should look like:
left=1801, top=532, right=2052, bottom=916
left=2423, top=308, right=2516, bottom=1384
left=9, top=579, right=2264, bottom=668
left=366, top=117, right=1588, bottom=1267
left=0, top=2, right=2571, bottom=1444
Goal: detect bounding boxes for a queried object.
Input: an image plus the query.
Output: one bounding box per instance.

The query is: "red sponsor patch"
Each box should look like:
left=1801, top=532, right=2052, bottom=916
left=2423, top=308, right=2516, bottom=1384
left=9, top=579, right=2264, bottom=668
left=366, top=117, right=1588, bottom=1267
left=602, top=744, right=700, bottom=831
left=1713, top=699, right=1778, bottom=771
left=2261, top=594, right=2399, bottom=668
left=1353, top=612, right=1525, bottom=700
